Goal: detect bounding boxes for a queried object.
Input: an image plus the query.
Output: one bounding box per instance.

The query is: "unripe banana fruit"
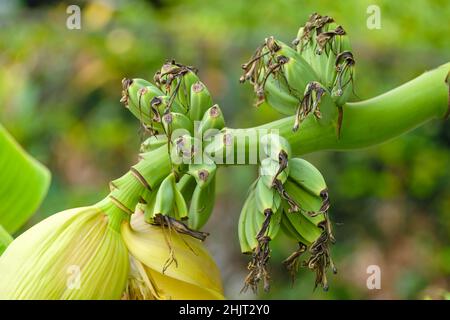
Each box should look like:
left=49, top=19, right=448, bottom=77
left=255, top=178, right=281, bottom=215
left=162, top=112, right=194, bottom=136
left=197, top=104, right=226, bottom=137
left=259, top=157, right=289, bottom=188
left=146, top=173, right=189, bottom=223
left=288, top=158, right=327, bottom=198
left=188, top=162, right=217, bottom=188
left=140, top=135, right=167, bottom=153
left=189, top=81, right=213, bottom=122
left=188, top=176, right=216, bottom=230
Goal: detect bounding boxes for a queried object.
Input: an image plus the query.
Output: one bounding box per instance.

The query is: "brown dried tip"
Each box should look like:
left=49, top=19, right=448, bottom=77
left=209, top=104, right=220, bottom=117
left=316, top=25, right=346, bottom=54
left=120, top=78, right=133, bottom=106
left=162, top=113, right=173, bottom=124
left=198, top=169, right=209, bottom=182
left=283, top=243, right=307, bottom=285
left=272, top=179, right=299, bottom=212
left=152, top=214, right=209, bottom=242
left=239, top=36, right=292, bottom=108
left=293, top=82, right=326, bottom=132
left=192, top=81, right=204, bottom=93
left=242, top=210, right=274, bottom=294
left=302, top=219, right=337, bottom=291
left=241, top=235, right=272, bottom=294
left=299, top=13, right=334, bottom=51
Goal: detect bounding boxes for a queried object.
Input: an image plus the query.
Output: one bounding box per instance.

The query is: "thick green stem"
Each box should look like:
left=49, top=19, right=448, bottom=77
left=265, top=62, right=449, bottom=155
left=227, top=62, right=449, bottom=160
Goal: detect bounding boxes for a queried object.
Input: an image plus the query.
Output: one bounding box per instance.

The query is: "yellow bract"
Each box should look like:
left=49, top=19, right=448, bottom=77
left=0, top=205, right=129, bottom=299
left=122, top=212, right=224, bottom=300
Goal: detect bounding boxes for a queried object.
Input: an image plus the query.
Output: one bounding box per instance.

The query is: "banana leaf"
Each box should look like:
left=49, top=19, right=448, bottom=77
left=0, top=124, right=51, bottom=234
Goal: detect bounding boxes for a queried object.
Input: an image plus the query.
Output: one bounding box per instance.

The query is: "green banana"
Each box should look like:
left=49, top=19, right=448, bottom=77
left=294, top=13, right=334, bottom=79
left=262, top=76, right=299, bottom=115
left=288, top=158, right=329, bottom=209
left=322, top=24, right=351, bottom=89
left=140, top=135, right=168, bottom=153
left=331, top=50, right=355, bottom=107
left=149, top=173, right=175, bottom=220
left=143, top=188, right=158, bottom=223
left=241, top=180, right=282, bottom=293
left=176, top=173, right=197, bottom=204
left=170, top=134, right=200, bottom=166
left=283, top=179, right=326, bottom=224
left=238, top=191, right=255, bottom=253
left=252, top=202, right=281, bottom=240
left=259, top=157, right=289, bottom=189
left=188, top=176, right=216, bottom=230
left=255, top=178, right=281, bottom=215
left=150, top=95, right=187, bottom=116
left=145, top=172, right=189, bottom=222
left=121, top=79, right=165, bottom=131
left=173, top=176, right=189, bottom=221
left=242, top=189, right=259, bottom=251
left=188, top=162, right=217, bottom=188
left=154, top=61, right=199, bottom=110
left=280, top=210, right=309, bottom=244
left=294, top=16, right=355, bottom=107
left=162, top=112, right=194, bottom=136
left=197, top=104, right=226, bottom=137
left=260, top=133, right=291, bottom=162
left=179, top=69, right=201, bottom=109
left=282, top=209, right=322, bottom=245
left=274, top=42, right=320, bottom=98
left=189, top=81, right=213, bottom=121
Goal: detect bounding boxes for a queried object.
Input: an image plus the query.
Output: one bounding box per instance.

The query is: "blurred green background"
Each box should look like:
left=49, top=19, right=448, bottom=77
left=1, top=0, right=449, bottom=299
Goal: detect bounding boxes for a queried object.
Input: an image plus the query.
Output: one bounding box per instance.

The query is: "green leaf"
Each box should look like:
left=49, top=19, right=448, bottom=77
left=0, top=124, right=51, bottom=233
left=0, top=225, right=13, bottom=255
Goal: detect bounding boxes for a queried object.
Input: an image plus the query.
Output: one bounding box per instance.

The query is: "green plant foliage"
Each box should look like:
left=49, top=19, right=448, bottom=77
left=0, top=225, right=13, bottom=255
left=0, top=124, right=50, bottom=234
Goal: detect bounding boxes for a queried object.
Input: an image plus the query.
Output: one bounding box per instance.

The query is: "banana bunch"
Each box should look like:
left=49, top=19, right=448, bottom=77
left=240, top=13, right=356, bottom=136
left=240, top=36, right=319, bottom=113
left=279, top=157, right=335, bottom=291
left=239, top=35, right=337, bottom=132
left=293, top=13, right=356, bottom=136
left=121, top=60, right=221, bottom=144
left=238, top=133, right=336, bottom=291
left=293, top=14, right=355, bottom=107
left=121, top=62, right=228, bottom=254
left=238, top=178, right=283, bottom=293
left=237, top=134, right=291, bottom=292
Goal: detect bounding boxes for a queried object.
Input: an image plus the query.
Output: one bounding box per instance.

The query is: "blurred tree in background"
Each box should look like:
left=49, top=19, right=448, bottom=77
left=0, top=0, right=449, bottom=299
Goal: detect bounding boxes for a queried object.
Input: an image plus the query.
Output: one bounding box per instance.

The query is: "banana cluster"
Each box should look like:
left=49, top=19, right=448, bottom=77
left=121, top=60, right=224, bottom=140
left=238, top=134, right=335, bottom=292
left=120, top=61, right=226, bottom=271
left=240, top=13, right=355, bottom=137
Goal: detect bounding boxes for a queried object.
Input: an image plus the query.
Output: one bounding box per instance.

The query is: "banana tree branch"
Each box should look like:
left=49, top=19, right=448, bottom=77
left=253, top=62, right=450, bottom=156
left=220, top=62, right=450, bottom=162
